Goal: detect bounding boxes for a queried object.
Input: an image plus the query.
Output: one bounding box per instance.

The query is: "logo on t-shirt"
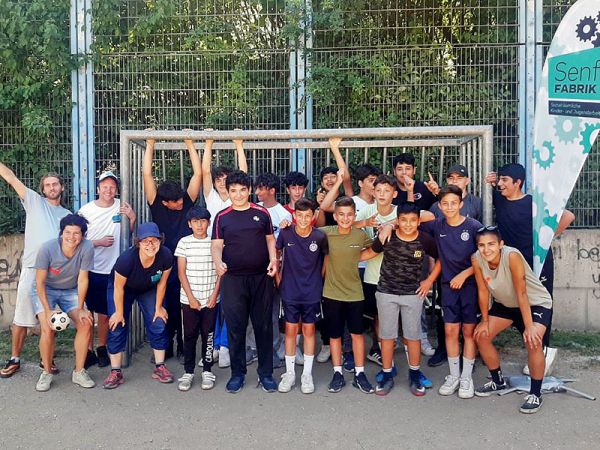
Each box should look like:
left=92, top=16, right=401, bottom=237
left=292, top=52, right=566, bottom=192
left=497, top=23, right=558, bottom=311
left=253, top=216, right=260, bottom=222
left=309, top=241, right=318, bottom=252
left=150, top=270, right=163, bottom=284
left=49, top=267, right=62, bottom=276
left=460, top=231, right=470, bottom=241
left=413, top=250, right=422, bottom=258
left=414, top=193, right=422, bottom=200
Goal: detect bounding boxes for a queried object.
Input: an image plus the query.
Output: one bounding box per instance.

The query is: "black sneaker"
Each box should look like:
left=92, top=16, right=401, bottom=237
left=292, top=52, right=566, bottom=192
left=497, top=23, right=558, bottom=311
left=475, top=380, right=507, bottom=397
left=84, top=350, right=99, bottom=369
left=427, top=350, right=447, bottom=367
left=0, top=359, right=20, bottom=378
left=520, top=394, right=543, bottom=414
left=352, top=372, right=374, bottom=394
left=327, top=372, right=346, bottom=393
left=367, top=348, right=383, bottom=366
left=375, top=375, right=394, bottom=396
left=96, top=346, right=110, bottom=368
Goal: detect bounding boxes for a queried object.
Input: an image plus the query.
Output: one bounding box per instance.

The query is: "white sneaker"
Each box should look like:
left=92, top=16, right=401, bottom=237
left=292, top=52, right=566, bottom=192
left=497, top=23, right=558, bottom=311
left=316, top=345, right=331, bottom=363
left=300, top=373, right=314, bottom=394
left=36, top=371, right=53, bottom=392
left=438, top=375, right=460, bottom=396
left=523, top=347, right=557, bottom=376
left=295, top=346, right=304, bottom=365
left=458, top=377, right=474, bottom=399
left=278, top=371, right=296, bottom=393
left=201, top=371, right=216, bottom=390
left=178, top=373, right=194, bottom=391
left=218, top=347, right=231, bottom=368
left=421, top=339, right=436, bottom=356
left=72, top=368, right=95, bottom=388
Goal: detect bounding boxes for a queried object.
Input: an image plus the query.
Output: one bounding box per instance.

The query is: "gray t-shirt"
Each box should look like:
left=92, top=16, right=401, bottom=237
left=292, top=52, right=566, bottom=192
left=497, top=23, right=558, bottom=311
left=430, top=193, right=482, bottom=222
left=34, top=238, right=94, bottom=290
left=21, top=188, right=71, bottom=268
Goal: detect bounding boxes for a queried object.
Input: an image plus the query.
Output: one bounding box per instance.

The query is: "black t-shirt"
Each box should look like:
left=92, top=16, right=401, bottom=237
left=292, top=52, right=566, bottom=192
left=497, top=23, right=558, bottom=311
left=392, top=181, right=437, bottom=210
left=149, top=192, right=194, bottom=254
left=212, top=204, right=273, bottom=276
left=372, top=232, right=438, bottom=295
left=113, top=246, right=174, bottom=294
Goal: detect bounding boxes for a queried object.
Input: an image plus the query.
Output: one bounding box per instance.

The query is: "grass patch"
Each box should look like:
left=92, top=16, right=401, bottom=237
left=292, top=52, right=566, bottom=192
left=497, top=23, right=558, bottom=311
left=0, top=328, right=76, bottom=362
left=495, top=328, right=600, bottom=356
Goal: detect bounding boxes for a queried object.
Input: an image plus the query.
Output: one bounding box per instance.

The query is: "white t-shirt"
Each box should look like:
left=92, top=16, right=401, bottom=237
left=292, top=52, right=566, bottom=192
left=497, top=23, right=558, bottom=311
left=174, top=235, right=217, bottom=306
left=205, top=188, right=231, bottom=237
left=78, top=199, right=122, bottom=274
left=259, top=202, right=292, bottom=239
left=352, top=195, right=374, bottom=269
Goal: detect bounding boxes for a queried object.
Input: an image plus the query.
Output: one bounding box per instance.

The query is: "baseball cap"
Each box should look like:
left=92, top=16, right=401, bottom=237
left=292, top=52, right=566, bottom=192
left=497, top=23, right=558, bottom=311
left=137, top=222, right=162, bottom=240
left=98, top=171, right=119, bottom=185
left=186, top=206, right=211, bottom=221
left=498, top=163, right=526, bottom=183
left=447, top=164, right=468, bottom=177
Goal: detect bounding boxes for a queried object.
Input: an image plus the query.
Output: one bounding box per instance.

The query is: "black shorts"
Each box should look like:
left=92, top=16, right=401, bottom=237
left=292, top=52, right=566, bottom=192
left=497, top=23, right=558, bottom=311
left=283, top=301, right=321, bottom=324
left=362, top=282, right=378, bottom=320
left=322, top=297, right=364, bottom=338
left=489, top=302, right=552, bottom=333
left=85, top=272, right=109, bottom=315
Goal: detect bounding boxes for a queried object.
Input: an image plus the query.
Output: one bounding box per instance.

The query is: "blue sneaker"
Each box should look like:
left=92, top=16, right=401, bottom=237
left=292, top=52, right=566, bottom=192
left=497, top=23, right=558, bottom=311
left=417, top=370, right=433, bottom=389
left=258, top=375, right=277, bottom=393
left=375, top=366, right=397, bottom=383
left=375, top=374, right=394, bottom=396
left=409, top=378, right=426, bottom=397
left=225, top=375, right=245, bottom=393
left=352, top=372, right=375, bottom=394
left=327, top=371, right=346, bottom=393
left=343, top=352, right=355, bottom=373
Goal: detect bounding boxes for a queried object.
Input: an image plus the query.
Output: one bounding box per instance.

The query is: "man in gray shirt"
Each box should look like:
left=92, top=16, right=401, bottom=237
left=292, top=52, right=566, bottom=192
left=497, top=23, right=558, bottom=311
left=0, top=163, right=71, bottom=378
left=32, top=214, right=95, bottom=392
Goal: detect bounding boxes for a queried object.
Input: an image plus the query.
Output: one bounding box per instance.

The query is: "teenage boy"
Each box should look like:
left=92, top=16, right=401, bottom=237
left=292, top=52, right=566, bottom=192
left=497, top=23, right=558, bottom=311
left=485, top=164, right=574, bottom=375
left=283, top=171, right=310, bottom=215
left=472, top=227, right=553, bottom=414
left=276, top=198, right=328, bottom=394
left=352, top=164, right=381, bottom=211
left=391, top=153, right=437, bottom=210
left=360, top=203, right=439, bottom=396
left=0, top=164, right=70, bottom=378
left=32, top=214, right=95, bottom=392
left=78, top=171, right=136, bottom=369
left=211, top=170, right=278, bottom=393
left=320, top=196, right=374, bottom=394
left=421, top=185, right=482, bottom=399
left=144, top=132, right=202, bottom=361
left=175, top=206, right=221, bottom=391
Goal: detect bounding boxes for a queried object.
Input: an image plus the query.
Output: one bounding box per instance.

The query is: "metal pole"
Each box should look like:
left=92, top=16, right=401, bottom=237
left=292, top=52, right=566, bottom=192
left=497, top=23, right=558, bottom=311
left=482, top=128, right=494, bottom=225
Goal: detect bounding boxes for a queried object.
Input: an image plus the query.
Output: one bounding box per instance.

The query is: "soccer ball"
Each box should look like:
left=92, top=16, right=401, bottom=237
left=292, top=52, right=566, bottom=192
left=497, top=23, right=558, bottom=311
left=50, top=311, right=71, bottom=332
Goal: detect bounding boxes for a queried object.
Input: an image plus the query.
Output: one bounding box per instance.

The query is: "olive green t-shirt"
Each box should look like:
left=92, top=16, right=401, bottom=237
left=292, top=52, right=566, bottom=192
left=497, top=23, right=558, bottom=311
left=320, top=226, right=371, bottom=301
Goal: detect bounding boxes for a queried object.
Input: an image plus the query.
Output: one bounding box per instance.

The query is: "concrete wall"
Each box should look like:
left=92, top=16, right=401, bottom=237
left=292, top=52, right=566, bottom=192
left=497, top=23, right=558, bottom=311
left=0, top=231, right=598, bottom=331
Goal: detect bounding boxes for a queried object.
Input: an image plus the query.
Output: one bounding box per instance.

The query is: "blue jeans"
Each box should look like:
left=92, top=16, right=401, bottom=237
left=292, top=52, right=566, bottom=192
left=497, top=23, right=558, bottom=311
left=32, top=285, right=78, bottom=316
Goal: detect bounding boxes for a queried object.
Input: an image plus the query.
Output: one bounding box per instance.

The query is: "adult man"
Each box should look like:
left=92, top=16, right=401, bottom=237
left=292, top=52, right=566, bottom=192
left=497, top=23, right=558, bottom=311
left=78, top=171, right=136, bottom=368
left=0, top=164, right=70, bottom=378
left=485, top=163, right=575, bottom=375
left=144, top=133, right=202, bottom=360
left=211, top=170, right=278, bottom=393
left=391, top=154, right=437, bottom=210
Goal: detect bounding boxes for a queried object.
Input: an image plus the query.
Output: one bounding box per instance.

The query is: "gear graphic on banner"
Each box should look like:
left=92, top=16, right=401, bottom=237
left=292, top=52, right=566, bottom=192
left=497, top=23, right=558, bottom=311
left=533, top=141, right=556, bottom=169
left=576, top=16, right=598, bottom=41
left=593, top=32, right=600, bottom=47
left=579, top=123, right=600, bottom=154
left=554, top=116, right=582, bottom=143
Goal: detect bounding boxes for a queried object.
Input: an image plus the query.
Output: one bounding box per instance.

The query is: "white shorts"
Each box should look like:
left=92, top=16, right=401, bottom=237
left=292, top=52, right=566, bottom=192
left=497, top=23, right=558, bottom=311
left=13, top=267, right=38, bottom=327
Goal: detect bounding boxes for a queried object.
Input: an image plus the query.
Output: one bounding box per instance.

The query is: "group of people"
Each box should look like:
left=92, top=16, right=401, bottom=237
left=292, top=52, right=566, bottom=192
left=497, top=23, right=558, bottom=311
left=0, top=134, right=574, bottom=415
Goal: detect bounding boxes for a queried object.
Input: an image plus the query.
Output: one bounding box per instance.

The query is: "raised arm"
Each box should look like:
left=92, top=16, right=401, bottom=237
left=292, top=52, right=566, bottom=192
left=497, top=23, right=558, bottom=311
left=320, top=169, right=344, bottom=213
left=234, top=137, right=248, bottom=173
left=329, top=138, right=353, bottom=196
left=184, top=130, right=202, bottom=202
left=143, top=135, right=158, bottom=205
left=0, top=162, right=27, bottom=200
left=202, top=137, right=214, bottom=200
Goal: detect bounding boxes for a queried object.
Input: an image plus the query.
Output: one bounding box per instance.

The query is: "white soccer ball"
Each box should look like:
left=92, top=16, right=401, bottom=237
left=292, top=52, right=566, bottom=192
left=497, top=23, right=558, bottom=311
left=50, top=311, right=71, bottom=332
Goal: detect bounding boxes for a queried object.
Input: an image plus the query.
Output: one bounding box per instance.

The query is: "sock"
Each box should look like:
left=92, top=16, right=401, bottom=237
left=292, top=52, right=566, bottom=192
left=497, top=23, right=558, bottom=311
left=448, top=356, right=460, bottom=378
left=355, top=366, right=364, bottom=375
left=409, top=365, right=421, bottom=383
left=530, top=378, right=543, bottom=397
left=383, top=367, right=393, bottom=373
left=11, top=356, right=20, bottom=363
left=461, top=357, right=475, bottom=380
left=285, top=355, right=295, bottom=374
left=111, top=367, right=122, bottom=372
left=490, top=367, right=504, bottom=385
left=303, top=354, right=314, bottom=376
left=333, top=365, right=342, bottom=374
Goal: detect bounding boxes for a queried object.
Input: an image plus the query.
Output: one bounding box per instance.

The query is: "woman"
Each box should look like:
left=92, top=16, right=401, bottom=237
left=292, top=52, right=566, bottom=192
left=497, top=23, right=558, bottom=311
left=102, top=222, right=174, bottom=389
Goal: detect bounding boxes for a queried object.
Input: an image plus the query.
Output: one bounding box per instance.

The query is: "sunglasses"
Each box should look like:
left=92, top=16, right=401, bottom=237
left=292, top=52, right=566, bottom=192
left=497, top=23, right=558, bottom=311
left=477, top=225, right=498, bottom=233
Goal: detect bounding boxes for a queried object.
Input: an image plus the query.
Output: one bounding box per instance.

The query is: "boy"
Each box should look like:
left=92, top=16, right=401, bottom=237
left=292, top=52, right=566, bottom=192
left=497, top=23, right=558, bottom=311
left=283, top=171, right=310, bottom=215
left=421, top=185, right=482, bottom=399
left=352, top=164, right=381, bottom=212
left=360, top=203, right=439, bottom=396
left=472, top=226, right=552, bottom=414
left=391, top=153, right=437, bottom=210
left=175, top=206, right=221, bottom=391
left=276, top=198, right=328, bottom=394
left=320, top=196, right=374, bottom=394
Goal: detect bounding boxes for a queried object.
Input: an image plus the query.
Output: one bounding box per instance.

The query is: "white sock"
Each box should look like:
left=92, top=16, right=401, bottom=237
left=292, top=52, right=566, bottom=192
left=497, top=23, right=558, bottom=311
left=303, top=354, right=314, bottom=376
left=355, top=366, right=364, bottom=375
left=448, top=356, right=460, bottom=378
left=285, top=355, right=295, bottom=374
left=11, top=356, right=20, bottom=363
left=333, top=365, right=342, bottom=374
left=461, top=357, right=475, bottom=380
left=383, top=367, right=393, bottom=373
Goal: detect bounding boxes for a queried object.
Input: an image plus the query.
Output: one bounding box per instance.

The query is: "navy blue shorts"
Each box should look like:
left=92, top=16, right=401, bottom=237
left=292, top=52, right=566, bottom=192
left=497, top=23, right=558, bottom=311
left=283, top=301, right=321, bottom=324
left=489, top=302, right=552, bottom=333
left=441, top=282, right=479, bottom=324
left=85, top=272, right=110, bottom=315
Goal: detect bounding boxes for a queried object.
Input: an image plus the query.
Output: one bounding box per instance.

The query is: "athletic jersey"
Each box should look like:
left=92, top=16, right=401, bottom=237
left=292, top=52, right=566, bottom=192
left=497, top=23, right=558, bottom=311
left=174, top=235, right=217, bottom=306
left=421, top=217, right=482, bottom=284
left=205, top=188, right=231, bottom=237
left=212, top=203, right=273, bottom=276
left=259, top=202, right=292, bottom=239
left=148, top=192, right=194, bottom=253
left=276, top=227, right=328, bottom=304
left=430, top=193, right=483, bottom=222
left=474, top=246, right=552, bottom=309
left=371, top=231, right=438, bottom=296
left=78, top=199, right=122, bottom=274
left=355, top=203, right=397, bottom=284
left=320, top=226, right=370, bottom=302
left=392, top=180, right=437, bottom=210
left=34, top=238, right=94, bottom=290
left=113, top=246, right=174, bottom=294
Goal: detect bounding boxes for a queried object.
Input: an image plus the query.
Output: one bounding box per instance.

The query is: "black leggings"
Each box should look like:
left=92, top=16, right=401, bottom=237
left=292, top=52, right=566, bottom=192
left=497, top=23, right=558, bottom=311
left=182, top=304, right=217, bottom=373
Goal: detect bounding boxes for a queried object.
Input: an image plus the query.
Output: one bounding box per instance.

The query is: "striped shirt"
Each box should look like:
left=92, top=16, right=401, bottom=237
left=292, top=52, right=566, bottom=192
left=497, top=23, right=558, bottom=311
left=174, top=235, right=217, bottom=306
